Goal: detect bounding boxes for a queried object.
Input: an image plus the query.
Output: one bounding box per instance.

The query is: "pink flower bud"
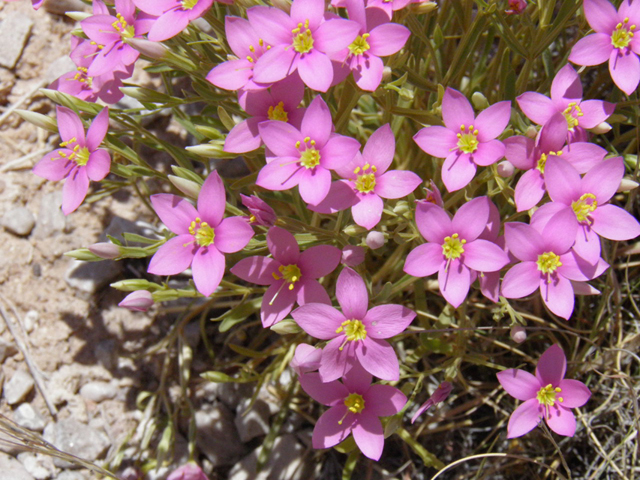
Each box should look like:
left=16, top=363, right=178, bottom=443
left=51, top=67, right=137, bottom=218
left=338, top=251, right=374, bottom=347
left=88, top=242, right=121, bottom=260
left=506, top=0, right=527, bottom=14
left=366, top=231, right=385, bottom=250
left=411, top=381, right=452, bottom=423
left=290, top=343, right=322, bottom=376
left=118, top=291, right=154, bottom=312
left=497, top=160, right=515, bottom=178
left=240, top=194, right=277, bottom=227
left=341, top=245, right=365, bottom=266
left=510, top=325, right=527, bottom=343
left=167, top=464, right=208, bottom=480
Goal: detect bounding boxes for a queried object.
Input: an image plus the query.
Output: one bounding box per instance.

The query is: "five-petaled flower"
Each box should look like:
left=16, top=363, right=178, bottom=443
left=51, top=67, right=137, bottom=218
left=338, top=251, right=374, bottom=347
left=497, top=344, right=591, bottom=438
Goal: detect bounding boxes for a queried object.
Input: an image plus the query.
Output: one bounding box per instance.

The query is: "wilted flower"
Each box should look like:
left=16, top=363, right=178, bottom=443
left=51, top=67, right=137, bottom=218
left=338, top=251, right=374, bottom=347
left=290, top=343, right=322, bottom=376
left=411, top=381, right=452, bottom=423
left=240, top=194, right=277, bottom=227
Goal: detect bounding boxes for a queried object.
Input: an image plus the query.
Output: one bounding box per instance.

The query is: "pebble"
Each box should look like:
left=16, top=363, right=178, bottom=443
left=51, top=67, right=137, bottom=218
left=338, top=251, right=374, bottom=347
left=228, top=434, right=310, bottom=480
left=13, top=403, right=47, bottom=432
left=17, top=453, right=56, bottom=480
left=195, top=402, right=246, bottom=468
left=33, top=192, right=67, bottom=239
left=79, top=381, right=117, bottom=403
left=234, top=399, right=271, bottom=443
left=23, top=310, right=39, bottom=333
left=43, top=419, right=110, bottom=468
left=54, top=472, right=85, bottom=480
left=0, top=337, right=18, bottom=362
left=1, top=207, right=35, bottom=236
left=0, top=452, right=35, bottom=480
left=0, top=13, right=33, bottom=70
left=64, top=258, right=122, bottom=294
left=4, top=370, right=35, bottom=405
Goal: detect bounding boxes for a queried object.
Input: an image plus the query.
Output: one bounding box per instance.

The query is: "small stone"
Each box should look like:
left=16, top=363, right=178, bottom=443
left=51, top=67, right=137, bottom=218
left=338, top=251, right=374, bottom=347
left=0, top=453, right=35, bottom=480
left=0, top=13, right=33, bottom=69
left=1, top=207, right=35, bottom=236
left=4, top=370, right=34, bottom=405
left=45, top=56, right=76, bottom=84
left=23, top=310, right=39, bottom=333
left=79, top=381, right=117, bottom=403
left=234, top=399, right=271, bottom=443
left=43, top=419, right=110, bottom=468
left=33, top=192, right=67, bottom=239
left=54, top=472, right=85, bottom=480
left=228, top=434, right=310, bottom=480
left=42, top=0, right=89, bottom=15
left=195, top=402, right=246, bottom=468
left=64, top=259, right=122, bottom=294
left=13, top=403, right=46, bottom=432
left=17, top=453, right=56, bottom=480
left=0, top=337, right=18, bottom=362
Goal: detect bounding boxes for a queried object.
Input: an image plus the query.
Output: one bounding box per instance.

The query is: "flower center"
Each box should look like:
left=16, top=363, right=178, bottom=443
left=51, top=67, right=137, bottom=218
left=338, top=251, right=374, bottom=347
left=296, top=137, right=321, bottom=169
left=292, top=20, right=314, bottom=54
left=348, top=34, right=371, bottom=56
left=58, top=137, right=91, bottom=166
left=112, top=13, right=135, bottom=39
left=562, top=102, right=583, bottom=130
left=353, top=163, right=377, bottom=193
left=571, top=193, right=597, bottom=223
left=272, top=264, right=302, bottom=290
left=442, top=233, right=466, bottom=260
left=456, top=124, right=479, bottom=154
left=189, top=217, right=215, bottom=247
left=267, top=101, right=288, bottom=122
left=335, top=319, right=367, bottom=350
left=536, top=150, right=562, bottom=174
left=181, top=0, right=198, bottom=9
left=71, top=67, right=93, bottom=88
left=536, top=252, right=562, bottom=282
left=611, top=18, right=636, bottom=49
left=245, top=38, right=270, bottom=63
left=344, top=393, right=365, bottom=414
left=536, top=384, right=564, bottom=419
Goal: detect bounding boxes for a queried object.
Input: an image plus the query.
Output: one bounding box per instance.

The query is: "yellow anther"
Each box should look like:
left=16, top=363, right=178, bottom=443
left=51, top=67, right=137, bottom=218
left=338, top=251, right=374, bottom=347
left=537, top=251, right=562, bottom=281
left=267, top=101, right=288, bottom=122
left=571, top=193, right=597, bottom=223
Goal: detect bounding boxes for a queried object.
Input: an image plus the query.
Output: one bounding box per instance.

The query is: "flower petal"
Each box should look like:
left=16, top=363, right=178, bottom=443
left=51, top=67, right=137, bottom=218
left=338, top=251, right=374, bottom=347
left=319, top=338, right=355, bottom=382
left=363, top=304, right=415, bottom=339
left=452, top=196, right=490, bottom=241
left=535, top=344, right=566, bottom=387
left=62, top=167, right=89, bottom=215
left=298, top=50, right=334, bottom=92
left=362, top=124, right=395, bottom=173
left=267, top=226, right=300, bottom=264
left=545, top=406, right=577, bottom=437
left=312, top=405, right=354, bottom=449
left=148, top=235, right=196, bottom=275
left=56, top=106, right=85, bottom=144
left=557, top=379, right=591, bottom=408
left=192, top=247, right=225, bottom=296
left=197, top=171, right=226, bottom=227
left=516, top=92, right=556, bottom=126
left=438, top=260, right=471, bottom=308
left=582, top=156, right=624, bottom=204
left=298, top=245, right=342, bottom=278
left=514, top=169, right=545, bottom=212
left=292, top=303, right=346, bottom=339
left=86, top=149, right=111, bottom=181
left=297, top=279, right=332, bottom=305
left=356, top=338, right=400, bottom=381
left=260, top=281, right=297, bottom=327
left=368, top=23, right=410, bottom=56
left=540, top=275, right=575, bottom=320
left=300, top=372, right=349, bottom=406
left=336, top=267, right=369, bottom=319
left=591, top=204, right=640, bottom=240
left=472, top=139, right=505, bottom=167
left=413, top=126, right=458, bottom=158
left=442, top=88, right=474, bottom=130
left=463, top=239, right=510, bottom=272
left=609, top=49, right=640, bottom=96
left=501, top=262, right=541, bottom=298
left=214, top=216, right=254, bottom=253
left=33, top=152, right=73, bottom=181
left=375, top=170, right=422, bottom=199
left=151, top=194, right=198, bottom=235
left=404, top=243, right=444, bottom=278
left=301, top=96, right=332, bottom=147
left=352, top=413, right=384, bottom=461
left=85, top=107, right=109, bottom=151
left=504, top=222, right=544, bottom=261
left=231, top=256, right=280, bottom=285
left=569, top=33, right=612, bottom=66
left=441, top=152, right=477, bottom=192
left=351, top=193, right=384, bottom=230
left=474, top=101, right=511, bottom=142
left=497, top=369, right=540, bottom=401
left=584, top=0, right=619, bottom=33
left=507, top=398, right=542, bottom=438
left=363, top=384, right=406, bottom=417
left=415, top=201, right=451, bottom=243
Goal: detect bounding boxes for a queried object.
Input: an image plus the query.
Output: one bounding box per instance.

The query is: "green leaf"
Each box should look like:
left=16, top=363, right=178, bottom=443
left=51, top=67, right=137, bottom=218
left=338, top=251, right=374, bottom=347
left=397, top=428, right=444, bottom=469
left=200, top=371, right=256, bottom=383
left=217, top=297, right=262, bottom=332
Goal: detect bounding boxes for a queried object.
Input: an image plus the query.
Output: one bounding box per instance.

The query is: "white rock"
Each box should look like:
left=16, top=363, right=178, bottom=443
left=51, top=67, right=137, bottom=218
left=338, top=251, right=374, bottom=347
left=23, top=310, right=39, bottom=333
left=0, top=453, right=34, bottom=480
left=79, top=381, right=117, bottom=403
left=43, top=419, right=110, bottom=468
left=4, top=370, right=34, bottom=405
left=17, top=453, right=56, bottom=480
left=1, top=207, right=35, bottom=236
left=64, top=259, right=122, bottom=294
left=13, top=403, right=46, bottom=432
left=0, top=337, right=18, bottom=362
left=0, top=13, right=33, bottom=69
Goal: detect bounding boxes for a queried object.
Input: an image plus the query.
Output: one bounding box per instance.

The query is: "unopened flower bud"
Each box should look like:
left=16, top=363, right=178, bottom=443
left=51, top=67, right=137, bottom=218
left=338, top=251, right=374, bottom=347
left=167, top=463, right=208, bottom=480
left=290, top=343, right=322, bottom=376
left=590, top=121, right=612, bottom=134
left=410, top=0, right=438, bottom=14
left=341, top=245, right=365, bottom=266
left=366, top=231, right=385, bottom=250
left=525, top=126, right=538, bottom=138
left=497, top=160, right=515, bottom=177
left=270, top=319, right=301, bottom=335
left=88, top=242, right=121, bottom=260
left=240, top=194, right=277, bottom=227
left=125, top=38, right=167, bottom=60
left=618, top=177, right=639, bottom=192
left=343, top=224, right=367, bottom=236
left=471, top=91, right=490, bottom=110
left=411, top=381, right=452, bottom=423
left=382, top=66, right=393, bottom=83
left=168, top=175, right=202, bottom=200
left=118, top=291, right=154, bottom=312
left=506, top=0, right=527, bottom=14
left=510, top=325, right=527, bottom=343
left=393, top=200, right=411, bottom=215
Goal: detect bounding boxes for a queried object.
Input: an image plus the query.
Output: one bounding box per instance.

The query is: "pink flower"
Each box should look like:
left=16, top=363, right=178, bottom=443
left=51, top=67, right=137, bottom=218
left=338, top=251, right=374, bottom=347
left=224, top=75, right=306, bottom=154
left=497, top=345, right=591, bottom=438
left=310, top=124, right=422, bottom=229
left=404, top=197, right=510, bottom=308
left=501, top=209, right=608, bottom=319
left=506, top=0, right=527, bottom=14
left=330, top=0, right=410, bottom=91
left=166, top=463, right=208, bottom=480
left=535, top=156, right=640, bottom=264
left=411, top=381, right=452, bottom=423
left=292, top=267, right=416, bottom=382
left=81, top=0, right=155, bottom=77
left=133, top=0, right=214, bottom=41
left=504, top=112, right=607, bottom=212
left=230, top=226, right=341, bottom=327
left=256, top=96, right=361, bottom=206
left=33, top=107, right=111, bottom=215
left=366, top=0, right=412, bottom=18
left=413, top=88, right=510, bottom=191
left=248, top=0, right=361, bottom=92
left=148, top=171, right=254, bottom=297
left=517, top=64, right=615, bottom=142
left=569, top=0, right=640, bottom=95
left=299, top=363, right=406, bottom=460
left=240, top=194, right=277, bottom=227
left=206, top=16, right=273, bottom=91
left=290, top=343, right=322, bottom=375
left=119, top=291, right=154, bottom=312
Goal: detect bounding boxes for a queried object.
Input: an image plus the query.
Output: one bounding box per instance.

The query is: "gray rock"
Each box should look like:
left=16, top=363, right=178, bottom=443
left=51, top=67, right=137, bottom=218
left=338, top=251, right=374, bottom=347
left=0, top=337, right=18, bottom=362
left=0, top=453, right=35, bottom=480
left=43, top=419, right=110, bottom=468
left=33, top=192, right=67, bottom=239
left=17, top=453, right=56, bottom=480
left=0, top=68, right=15, bottom=103
left=1, top=207, right=35, bottom=236
left=234, top=399, right=271, bottom=443
left=4, top=370, right=35, bottom=405
left=100, top=216, right=150, bottom=245
left=42, top=0, right=89, bottom=14
left=64, top=259, right=122, bottom=294
left=228, top=434, right=310, bottom=480
left=0, top=13, right=33, bottom=69
left=45, top=56, right=76, bottom=84
left=195, top=402, right=246, bottom=468
left=13, top=403, right=47, bottom=432
left=79, top=381, right=117, bottom=403
left=197, top=381, right=253, bottom=411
